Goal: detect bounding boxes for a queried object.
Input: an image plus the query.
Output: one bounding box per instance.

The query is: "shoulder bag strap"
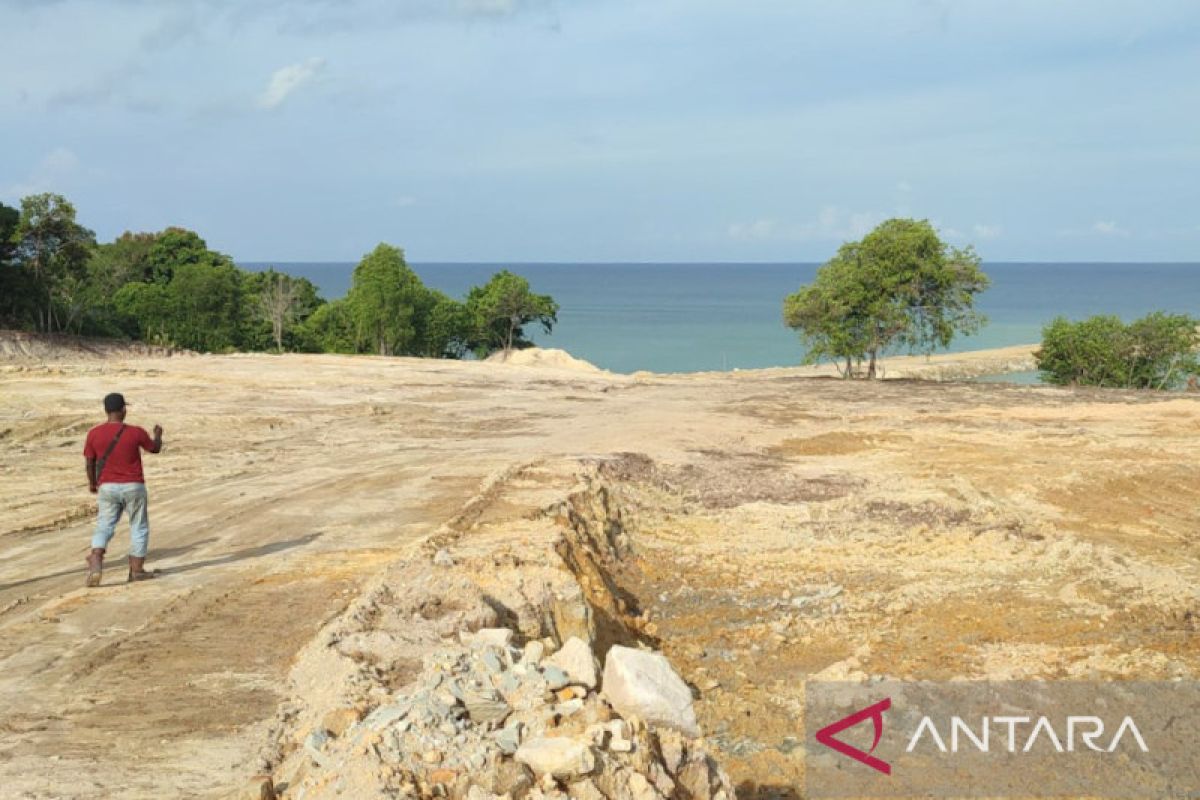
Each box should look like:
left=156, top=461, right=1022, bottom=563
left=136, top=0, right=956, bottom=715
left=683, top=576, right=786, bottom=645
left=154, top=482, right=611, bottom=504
left=95, top=423, right=127, bottom=483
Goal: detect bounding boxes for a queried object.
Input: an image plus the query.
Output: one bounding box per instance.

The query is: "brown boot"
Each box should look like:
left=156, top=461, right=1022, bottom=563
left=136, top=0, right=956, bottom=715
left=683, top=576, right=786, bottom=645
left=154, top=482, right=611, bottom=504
left=127, top=555, right=158, bottom=582
left=85, top=548, right=105, bottom=588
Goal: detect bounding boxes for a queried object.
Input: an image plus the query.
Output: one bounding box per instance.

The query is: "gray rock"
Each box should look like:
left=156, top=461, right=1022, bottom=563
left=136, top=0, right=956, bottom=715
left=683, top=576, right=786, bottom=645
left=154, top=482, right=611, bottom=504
left=494, top=722, right=523, bottom=755
left=465, top=694, right=511, bottom=725
left=362, top=703, right=410, bottom=730
left=304, top=728, right=332, bottom=768
left=481, top=650, right=503, bottom=674
left=433, top=548, right=455, bottom=567
left=541, top=665, right=570, bottom=691
left=601, top=646, right=701, bottom=737
left=515, top=736, right=595, bottom=778
left=542, top=636, right=598, bottom=689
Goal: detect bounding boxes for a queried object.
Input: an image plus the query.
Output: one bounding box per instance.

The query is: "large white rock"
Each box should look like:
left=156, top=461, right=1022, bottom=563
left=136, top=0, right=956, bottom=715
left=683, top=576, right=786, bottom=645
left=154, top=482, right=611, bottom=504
left=514, top=736, right=595, bottom=778
left=601, top=645, right=700, bottom=737
left=544, top=636, right=599, bottom=689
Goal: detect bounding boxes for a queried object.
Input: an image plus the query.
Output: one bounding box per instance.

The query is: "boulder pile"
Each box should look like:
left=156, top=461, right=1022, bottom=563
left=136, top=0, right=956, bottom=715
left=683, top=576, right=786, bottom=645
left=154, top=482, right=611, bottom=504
left=289, top=629, right=732, bottom=799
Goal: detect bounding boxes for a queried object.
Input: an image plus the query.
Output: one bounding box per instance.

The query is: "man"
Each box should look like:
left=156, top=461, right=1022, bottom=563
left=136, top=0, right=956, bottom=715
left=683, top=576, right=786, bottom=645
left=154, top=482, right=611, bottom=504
left=83, top=393, right=164, bottom=586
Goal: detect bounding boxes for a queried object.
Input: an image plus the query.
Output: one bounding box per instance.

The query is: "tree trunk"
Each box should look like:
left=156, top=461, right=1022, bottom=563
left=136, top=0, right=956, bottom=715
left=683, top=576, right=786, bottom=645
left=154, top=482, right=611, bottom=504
left=867, top=349, right=877, bottom=379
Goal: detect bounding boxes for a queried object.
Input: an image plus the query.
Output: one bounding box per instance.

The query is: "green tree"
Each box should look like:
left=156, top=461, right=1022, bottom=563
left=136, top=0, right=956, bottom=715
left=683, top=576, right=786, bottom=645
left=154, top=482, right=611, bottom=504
left=345, top=243, right=429, bottom=355
left=0, top=201, right=31, bottom=328
left=14, top=193, right=97, bottom=332
left=465, top=270, right=558, bottom=356
left=300, top=300, right=357, bottom=353
left=1036, top=313, right=1200, bottom=389
left=147, top=227, right=229, bottom=284
left=784, top=218, right=989, bottom=378
left=420, top=291, right=473, bottom=358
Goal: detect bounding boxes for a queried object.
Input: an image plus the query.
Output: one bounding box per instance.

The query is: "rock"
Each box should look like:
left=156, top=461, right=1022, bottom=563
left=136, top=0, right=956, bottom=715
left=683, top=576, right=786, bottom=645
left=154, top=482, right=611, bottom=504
left=601, top=646, right=701, bottom=737
left=465, top=694, right=511, bottom=725
left=422, top=749, right=443, bottom=764
left=543, top=636, right=598, bottom=689
left=429, top=767, right=457, bottom=785
left=549, top=586, right=594, bottom=646
left=556, top=698, right=584, bottom=716
left=304, top=728, right=332, bottom=768
left=433, top=548, right=455, bottom=567
left=541, top=665, right=570, bottom=691
left=568, top=778, right=607, bottom=800
left=676, top=760, right=717, bottom=799
left=515, top=737, right=596, bottom=778
left=465, top=628, right=514, bottom=649
left=522, top=640, right=546, bottom=665
left=494, top=722, right=523, bottom=755
left=657, top=728, right=685, bottom=774
left=627, top=772, right=665, bottom=800
left=237, top=776, right=277, bottom=800
left=321, top=706, right=362, bottom=737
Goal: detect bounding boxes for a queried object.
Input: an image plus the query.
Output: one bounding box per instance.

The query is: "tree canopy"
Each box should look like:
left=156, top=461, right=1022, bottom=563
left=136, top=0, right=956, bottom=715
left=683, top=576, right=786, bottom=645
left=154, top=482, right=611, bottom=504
left=465, top=270, right=559, bottom=355
left=784, top=218, right=990, bottom=377
left=0, top=191, right=559, bottom=361
left=1036, top=313, right=1200, bottom=389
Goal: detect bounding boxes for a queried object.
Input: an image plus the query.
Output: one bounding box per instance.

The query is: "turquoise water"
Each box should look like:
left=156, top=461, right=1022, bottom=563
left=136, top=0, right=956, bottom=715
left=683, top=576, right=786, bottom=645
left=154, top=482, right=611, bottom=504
left=239, top=262, right=1200, bottom=374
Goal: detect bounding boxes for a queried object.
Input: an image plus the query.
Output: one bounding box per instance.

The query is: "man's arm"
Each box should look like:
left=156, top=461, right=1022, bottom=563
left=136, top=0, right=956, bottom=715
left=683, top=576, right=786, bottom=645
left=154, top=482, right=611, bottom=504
left=149, top=424, right=164, bottom=454
left=86, top=457, right=98, bottom=493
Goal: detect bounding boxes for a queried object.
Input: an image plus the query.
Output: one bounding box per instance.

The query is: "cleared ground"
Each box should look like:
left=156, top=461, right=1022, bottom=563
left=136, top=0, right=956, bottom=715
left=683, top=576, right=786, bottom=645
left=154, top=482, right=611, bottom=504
left=0, top=346, right=1196, bottom=798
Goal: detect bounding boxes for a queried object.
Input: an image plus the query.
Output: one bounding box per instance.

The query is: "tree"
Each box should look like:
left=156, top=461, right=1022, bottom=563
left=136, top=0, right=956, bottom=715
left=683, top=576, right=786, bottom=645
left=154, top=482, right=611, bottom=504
left=252, top=270, right=313, bottom=351
left=466, top=270, right=558, bottom=356
left=300, top=300, right=356, bottom=353
left=1036, top=312, right=1200, bottom=389
left=344, top=243, right=429, bottom=355
left=0, top=201, right=29, bottom=328
left=784, top=218, right=989, bottom=378
left=14, top=193, right=97, bottom=332
left=146, top=227, right=228, bottom=284
left=420, top=291, right=473, bottom=358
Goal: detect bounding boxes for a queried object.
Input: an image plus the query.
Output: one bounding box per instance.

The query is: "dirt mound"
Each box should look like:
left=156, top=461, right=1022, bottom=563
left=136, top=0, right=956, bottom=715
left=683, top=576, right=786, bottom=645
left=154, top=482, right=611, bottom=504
left=0, top=330, right=184, bottom=362
left=486, top=347, right=605, bottom=374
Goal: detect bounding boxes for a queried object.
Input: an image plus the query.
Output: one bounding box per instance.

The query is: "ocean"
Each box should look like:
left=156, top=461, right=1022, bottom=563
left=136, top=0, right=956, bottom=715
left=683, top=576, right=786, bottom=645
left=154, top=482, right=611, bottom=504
left=238, top=262, right=1200, bottom=375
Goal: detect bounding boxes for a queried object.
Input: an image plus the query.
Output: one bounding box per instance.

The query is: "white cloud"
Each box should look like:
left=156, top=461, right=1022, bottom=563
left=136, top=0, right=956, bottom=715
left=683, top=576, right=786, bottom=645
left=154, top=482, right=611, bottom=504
left=1092, top=220, right=1129, bottom=237
left=972, top=223, right=1002, bottom=239
left=258, top=57, right=326, bottom=110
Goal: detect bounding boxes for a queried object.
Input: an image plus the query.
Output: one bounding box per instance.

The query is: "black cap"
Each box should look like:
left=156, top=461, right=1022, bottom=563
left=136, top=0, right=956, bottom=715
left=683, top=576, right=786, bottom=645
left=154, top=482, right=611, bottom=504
left=103, top=393, right=127, bottom=413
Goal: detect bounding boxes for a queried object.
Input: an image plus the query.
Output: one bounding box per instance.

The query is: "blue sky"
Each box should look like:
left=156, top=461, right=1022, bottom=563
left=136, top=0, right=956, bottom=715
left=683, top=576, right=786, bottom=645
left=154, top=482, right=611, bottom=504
left=1, top=0, right=1198, bottom=262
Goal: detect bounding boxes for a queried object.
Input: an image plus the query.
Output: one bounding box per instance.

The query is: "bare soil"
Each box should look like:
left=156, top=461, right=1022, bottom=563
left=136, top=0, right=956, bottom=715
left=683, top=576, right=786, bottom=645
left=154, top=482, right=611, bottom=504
left=1, top=342, right=1196, bottom=798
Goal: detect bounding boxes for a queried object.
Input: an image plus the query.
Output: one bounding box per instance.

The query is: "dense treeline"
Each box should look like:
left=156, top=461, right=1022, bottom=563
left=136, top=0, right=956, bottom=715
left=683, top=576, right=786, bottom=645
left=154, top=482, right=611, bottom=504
left=0, top=193, right=557, bottom=357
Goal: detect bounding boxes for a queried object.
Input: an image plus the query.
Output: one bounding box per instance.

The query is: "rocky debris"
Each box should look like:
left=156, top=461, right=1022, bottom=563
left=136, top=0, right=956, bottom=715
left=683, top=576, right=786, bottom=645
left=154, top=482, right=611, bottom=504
left=434, top=548, right=455, bottom=567
left=544, top=637, right=599, bottom=689
left=515, top=737, right=596, bottom=778
left=287, top=630, right=731, bottom=799
left=601, top=646, right=700, bottom=738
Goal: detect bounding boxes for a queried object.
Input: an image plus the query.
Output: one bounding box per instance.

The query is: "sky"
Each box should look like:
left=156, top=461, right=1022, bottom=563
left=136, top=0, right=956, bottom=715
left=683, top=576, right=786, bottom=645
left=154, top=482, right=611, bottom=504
left=1, top=0, right=1198, bottom=262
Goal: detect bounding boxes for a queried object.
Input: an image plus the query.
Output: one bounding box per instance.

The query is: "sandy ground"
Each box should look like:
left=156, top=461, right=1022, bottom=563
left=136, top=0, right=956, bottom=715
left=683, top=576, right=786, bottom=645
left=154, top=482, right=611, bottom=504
left=1, top=343, right=1197, bottom=798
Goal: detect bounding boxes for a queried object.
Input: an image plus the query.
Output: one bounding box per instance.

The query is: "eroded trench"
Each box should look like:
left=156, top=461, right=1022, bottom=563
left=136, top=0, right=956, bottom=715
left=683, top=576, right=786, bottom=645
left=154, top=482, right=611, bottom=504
left=266, top=449, right=1200, bottom=798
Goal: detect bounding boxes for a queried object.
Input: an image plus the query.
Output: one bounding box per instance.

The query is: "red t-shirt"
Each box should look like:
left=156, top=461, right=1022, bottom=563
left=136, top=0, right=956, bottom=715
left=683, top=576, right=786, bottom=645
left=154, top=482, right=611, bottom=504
left=83, top=422, right=157, bottom=485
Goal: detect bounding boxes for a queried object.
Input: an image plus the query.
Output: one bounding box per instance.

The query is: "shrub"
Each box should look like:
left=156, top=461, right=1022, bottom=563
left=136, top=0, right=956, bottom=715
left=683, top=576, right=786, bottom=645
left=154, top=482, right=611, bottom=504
left=1035, top=312, right=1200, bottom=389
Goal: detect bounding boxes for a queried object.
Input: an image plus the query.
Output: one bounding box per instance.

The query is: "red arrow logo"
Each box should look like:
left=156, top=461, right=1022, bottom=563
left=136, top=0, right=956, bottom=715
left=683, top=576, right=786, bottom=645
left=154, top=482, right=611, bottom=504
left=814, top=697, right=892, bottom=775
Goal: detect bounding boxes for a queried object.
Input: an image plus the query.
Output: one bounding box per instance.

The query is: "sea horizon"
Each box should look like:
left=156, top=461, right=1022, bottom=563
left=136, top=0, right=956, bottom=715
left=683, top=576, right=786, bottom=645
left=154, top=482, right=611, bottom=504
left=239, top=260, right=1200, bottom=375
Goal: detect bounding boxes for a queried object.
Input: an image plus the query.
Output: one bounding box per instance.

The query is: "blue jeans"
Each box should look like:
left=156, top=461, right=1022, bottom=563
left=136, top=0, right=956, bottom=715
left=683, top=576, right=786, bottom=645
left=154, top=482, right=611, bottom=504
left=92, top=482, right=150, bottom=557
